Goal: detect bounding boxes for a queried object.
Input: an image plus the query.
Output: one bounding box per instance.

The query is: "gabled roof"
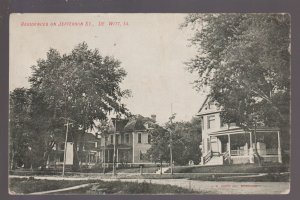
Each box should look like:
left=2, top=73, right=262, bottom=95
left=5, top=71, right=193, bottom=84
left=111, top=118, right=129, bottom=132
left=124, top=118, right=147, bottom=132
left=198, top=96, right=210, bottom=114
left=124, top=115, right=155, bottom=132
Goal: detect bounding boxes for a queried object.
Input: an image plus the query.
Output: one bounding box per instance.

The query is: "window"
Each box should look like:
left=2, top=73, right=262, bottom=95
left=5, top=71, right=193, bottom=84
left=207, top=115, right=215, bottom=129
left=220, top=117, right=224, bottom=127
left=125, top=134, right=129, bottom=143
left=110, top=135, right=114, bottom=144
left=138, top=133, right=142, bottom=143
left=116, top=135, right=119, bottom=144
left=59, top=152, right=64, bottom=162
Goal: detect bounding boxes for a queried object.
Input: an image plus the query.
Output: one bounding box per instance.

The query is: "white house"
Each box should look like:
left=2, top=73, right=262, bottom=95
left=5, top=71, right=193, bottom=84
left=198, top=97, right=282, bottom=165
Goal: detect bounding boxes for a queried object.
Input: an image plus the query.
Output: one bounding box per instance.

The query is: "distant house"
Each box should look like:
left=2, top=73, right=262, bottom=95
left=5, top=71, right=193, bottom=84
left=198, top=97, right=282, bottom=165
left=49, top=132, right=100, bottom=167
left=48, top=115, right=156, bottom=168
left=98, top=115, right=156, bottom=165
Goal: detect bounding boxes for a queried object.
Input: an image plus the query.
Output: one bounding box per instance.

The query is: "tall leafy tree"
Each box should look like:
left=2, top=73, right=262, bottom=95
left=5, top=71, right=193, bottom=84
left=146, top=125, right=170, bottom=166
left=182, top=14, right=290, bottom=150
left=9, top=87, right=65, bottom=169
left=173, top=117, right=202, bottom=165
left=146, top=117, right=202, bottom=166
left=9, top=88, right=31, bottom=169
left=29, top=42, right=130, bottom=170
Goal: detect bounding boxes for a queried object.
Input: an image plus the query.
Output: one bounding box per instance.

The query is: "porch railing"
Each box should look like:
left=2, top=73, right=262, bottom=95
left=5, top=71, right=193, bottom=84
left=230, top=150, right=249, bottom=156
left=203, top=150, right=212, bottom=164
left=231, top=148, right=278, bottom=156
left=265, top=148, right=278, bottom=155
left=223, top=151, right=230, bottom=163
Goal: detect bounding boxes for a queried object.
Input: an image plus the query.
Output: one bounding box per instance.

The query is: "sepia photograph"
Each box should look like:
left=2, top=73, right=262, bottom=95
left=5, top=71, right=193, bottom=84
left=8, top=13, right=290, bottom=195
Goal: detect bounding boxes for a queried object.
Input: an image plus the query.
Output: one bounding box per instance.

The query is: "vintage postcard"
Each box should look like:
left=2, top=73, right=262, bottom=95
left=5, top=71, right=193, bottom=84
left=9, top=13, right=290, bottom=195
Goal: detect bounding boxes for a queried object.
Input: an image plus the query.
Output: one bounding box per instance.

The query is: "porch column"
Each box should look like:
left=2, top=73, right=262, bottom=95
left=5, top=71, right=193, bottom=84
left=132, top=132, right=135, bottom=163
left=209, top=136, right=212, bottom=152
left=228, top=134, right=231, bottom=154
left=102, top=149, right=104, bottom=162
left=228, top=134, right=231, bottom=164
left=249, top=132, right=254, bottom=163
left=117, top=148, right=119, bottom=163
left=277, top=131, right=282, bottom=163
left=200, top=139, right=204, bottom=165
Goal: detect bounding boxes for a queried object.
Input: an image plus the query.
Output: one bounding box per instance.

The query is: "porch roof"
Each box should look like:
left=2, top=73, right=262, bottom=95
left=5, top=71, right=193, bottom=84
left=209, top=127, right=280, bottom=136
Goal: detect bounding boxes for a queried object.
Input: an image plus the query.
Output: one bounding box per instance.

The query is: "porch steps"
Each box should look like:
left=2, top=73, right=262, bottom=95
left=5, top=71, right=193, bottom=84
left=204, top=156, right=223, bottom=166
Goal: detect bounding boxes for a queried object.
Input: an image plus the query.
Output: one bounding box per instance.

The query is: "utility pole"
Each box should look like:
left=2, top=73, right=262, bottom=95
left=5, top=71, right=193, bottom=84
left=253, top=116, right=262, bottom=166
left=103, top=136, right=106, bottom=174
left=112, top=117, right=117, bottom=176
left=62, top=119, right=73, bottom=177
left=169, top=104, right=174, bottom=175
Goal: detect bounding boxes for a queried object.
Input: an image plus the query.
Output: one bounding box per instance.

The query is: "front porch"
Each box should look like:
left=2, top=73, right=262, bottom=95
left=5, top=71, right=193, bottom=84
left=202, top=128, right=282, bottom=165
left=100, top=144, right=133, bottom=166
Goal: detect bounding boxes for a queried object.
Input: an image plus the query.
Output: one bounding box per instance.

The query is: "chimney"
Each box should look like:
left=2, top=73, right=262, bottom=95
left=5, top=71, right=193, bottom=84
left=151, top=114, right=156, bottom=122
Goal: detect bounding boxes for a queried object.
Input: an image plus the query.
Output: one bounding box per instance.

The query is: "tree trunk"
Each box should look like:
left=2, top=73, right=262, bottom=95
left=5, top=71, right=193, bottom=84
left=160, top=159, right=163, bottom=175
left=72, top=133, right=80, bottom=171
left=41, top=141, right=55, bottom=170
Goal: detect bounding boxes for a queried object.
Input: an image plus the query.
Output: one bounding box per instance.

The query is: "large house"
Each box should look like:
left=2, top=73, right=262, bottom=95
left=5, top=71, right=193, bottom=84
left=48, top=132, right=101, bottom=167
left=48, top=115, right=156, bottom=168
left=198, top=97, right=282, bottom=165
left=97, top=115, right=155, bottom=165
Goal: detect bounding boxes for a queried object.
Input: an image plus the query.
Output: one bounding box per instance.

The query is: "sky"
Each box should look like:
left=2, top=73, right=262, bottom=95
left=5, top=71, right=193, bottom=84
left=10, top=13, right=206, bottom=124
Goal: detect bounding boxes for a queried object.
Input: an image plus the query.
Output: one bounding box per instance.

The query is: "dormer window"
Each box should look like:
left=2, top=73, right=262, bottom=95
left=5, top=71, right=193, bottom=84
left=207, top=115, right=215, bottom=129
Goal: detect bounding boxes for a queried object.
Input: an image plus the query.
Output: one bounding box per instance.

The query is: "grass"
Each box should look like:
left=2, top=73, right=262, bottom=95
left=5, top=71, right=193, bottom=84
left=9, top=178, right=96, bottom=194
left=10, top=166, right=159, bottom=176
left=9, top=178, right=196, bottom=194
left=53, top=181, right=197, bottom=194
left=166, top=163, right=290, bottom=174
left=188, top=173, right=290, bottom=182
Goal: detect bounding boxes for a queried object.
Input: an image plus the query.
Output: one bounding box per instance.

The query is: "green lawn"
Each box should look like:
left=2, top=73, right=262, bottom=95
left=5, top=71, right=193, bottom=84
left=9, top=178, right=196, bottom=194
left=166, top=163, right=290, bottom=173
left=9, top=178, right=96, bottom=194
